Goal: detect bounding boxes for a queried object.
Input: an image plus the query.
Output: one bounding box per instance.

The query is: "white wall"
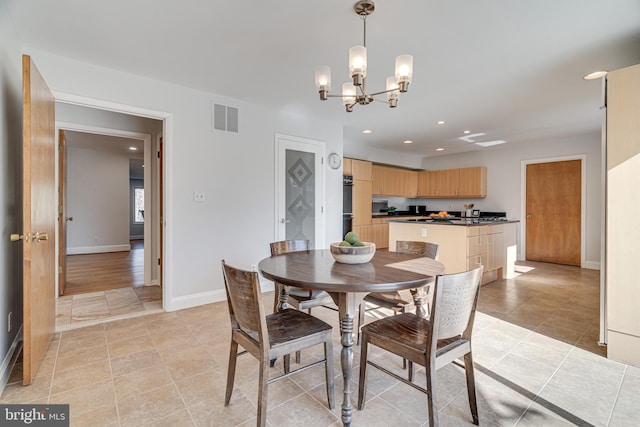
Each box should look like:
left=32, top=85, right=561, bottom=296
left=0, top=0, right=25, bottom=388
left=66, top=145, right=131, bottom=253
left=27, top=49, right=344, bottom=310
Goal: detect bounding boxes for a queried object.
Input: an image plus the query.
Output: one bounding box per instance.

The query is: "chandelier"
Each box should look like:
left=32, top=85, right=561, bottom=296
left=314, top=0, right=414, bottom=112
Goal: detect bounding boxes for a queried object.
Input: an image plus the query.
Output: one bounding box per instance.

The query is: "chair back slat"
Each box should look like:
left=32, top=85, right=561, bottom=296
left=270, top=240, right=310, bottom=256
left=396, top=240, right=440, bottom=260
left=433, top=267, right=482, bottom=340
left=222, top=261, right=265, bottom=336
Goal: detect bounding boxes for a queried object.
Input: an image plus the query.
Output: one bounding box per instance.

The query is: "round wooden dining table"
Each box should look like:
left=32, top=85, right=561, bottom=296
left=259, top=249, right=445, bottom=427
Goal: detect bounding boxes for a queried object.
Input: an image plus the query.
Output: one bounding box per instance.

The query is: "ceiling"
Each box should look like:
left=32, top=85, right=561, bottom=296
left=8, top=0, right=640, bottom=157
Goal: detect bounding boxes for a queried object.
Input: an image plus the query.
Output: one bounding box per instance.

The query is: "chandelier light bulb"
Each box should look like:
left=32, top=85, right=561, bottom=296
left=342, top=83, right=356, bottom=111
left=386, top=76, right=399, bottom=107
left=315, top=66, right=332, bottom=100
left=349, top=45, right=367, bottom=86
left=395, top=54, right=413, bottom=92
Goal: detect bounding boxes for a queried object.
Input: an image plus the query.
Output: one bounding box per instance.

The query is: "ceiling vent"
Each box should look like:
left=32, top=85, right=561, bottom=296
left=213, top=103, right=238, bottom=133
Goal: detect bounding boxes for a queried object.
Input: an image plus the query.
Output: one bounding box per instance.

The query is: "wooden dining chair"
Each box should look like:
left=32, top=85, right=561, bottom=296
left=270, top=240, right=334, bottom=313
left=357, top=266, right=483, bottom=427
left=221, top=260, right=335, bottom=427
left=357, top=241, right=440, bottom=345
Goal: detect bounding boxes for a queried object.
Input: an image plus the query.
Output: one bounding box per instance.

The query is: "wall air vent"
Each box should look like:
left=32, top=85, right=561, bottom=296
left=212, top=103, right=239, bottom=133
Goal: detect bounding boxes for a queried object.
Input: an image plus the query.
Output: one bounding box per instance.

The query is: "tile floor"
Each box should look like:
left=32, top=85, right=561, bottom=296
left=2, top=261, right=640, bottom=426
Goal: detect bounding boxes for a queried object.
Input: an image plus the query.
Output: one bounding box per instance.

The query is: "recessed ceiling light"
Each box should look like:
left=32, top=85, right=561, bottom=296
left=129, top=147, right=137, bottom=151
left=403, top=140, right=413, bottom=144
left=437, top=120, right=445, bottom=125
left=583, top=70, right=608, bottom=80
left=436, top=148, right=444, bottom=151
left=362, top=129, right=373, bottom=134
left=463, top=130, right=471, bottom=134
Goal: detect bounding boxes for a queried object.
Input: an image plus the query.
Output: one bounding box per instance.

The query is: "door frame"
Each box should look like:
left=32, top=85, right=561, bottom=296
left=520, top=155, right=586, bottom=267
left=55, top=122, right=152, bottom=288
left=274, top=133, right=326, bottom=248
left=52, top=91, right=171, bottom=309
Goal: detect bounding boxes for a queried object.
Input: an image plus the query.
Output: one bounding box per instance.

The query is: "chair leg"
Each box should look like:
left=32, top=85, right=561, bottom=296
left=425, top=360, right=438, bottom=427
left=324, top=339, right=335, bottom=409
left=357, top=302, right=365, bottom=345
left=464, top=352, right=479, bottom=425
left=283, top=354, right=291, bottom=373
left=257, top=358, right=270, bottom=427
left=225, top=340, right=238, bottom=406
left=408, top=361, right=414, bottom=382
left=357, top=334, right=369, bottom=409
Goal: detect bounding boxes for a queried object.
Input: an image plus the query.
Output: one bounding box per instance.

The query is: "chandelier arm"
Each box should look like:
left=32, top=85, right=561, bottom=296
left=325, top=94, right=358, bottom=99
left=368, top=88, right=400, bottom=97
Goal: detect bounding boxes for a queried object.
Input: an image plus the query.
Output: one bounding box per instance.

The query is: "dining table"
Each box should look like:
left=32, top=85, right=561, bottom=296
left=258, top=248, right=446, bottom=427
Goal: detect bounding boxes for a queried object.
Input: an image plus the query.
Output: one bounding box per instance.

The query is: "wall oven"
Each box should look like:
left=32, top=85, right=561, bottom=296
left=343, top=175, right=353, bottom=237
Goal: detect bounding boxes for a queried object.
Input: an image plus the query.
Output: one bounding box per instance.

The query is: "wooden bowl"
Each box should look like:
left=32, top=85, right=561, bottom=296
left=330, top=242, right=376, bottom=264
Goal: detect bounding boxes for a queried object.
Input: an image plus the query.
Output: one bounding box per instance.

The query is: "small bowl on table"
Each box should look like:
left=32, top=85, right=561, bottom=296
left=330, top=242, right=376, bottom=264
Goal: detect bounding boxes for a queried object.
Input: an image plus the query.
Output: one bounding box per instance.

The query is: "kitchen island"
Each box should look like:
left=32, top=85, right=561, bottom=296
left=388, top=218, right=519, bottom=285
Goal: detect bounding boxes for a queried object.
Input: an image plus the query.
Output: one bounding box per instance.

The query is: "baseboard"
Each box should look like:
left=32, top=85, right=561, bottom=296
left=0, top=326, right=23, bottom=395
left=583, top=261, right=601, bottom=270
left=67, top=244, right=131, bottom=255
left=164, top=280, right=276, bottom=312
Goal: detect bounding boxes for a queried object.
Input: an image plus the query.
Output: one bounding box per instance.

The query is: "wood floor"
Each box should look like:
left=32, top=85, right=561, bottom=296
left=64, top=240, right=145, bottom=295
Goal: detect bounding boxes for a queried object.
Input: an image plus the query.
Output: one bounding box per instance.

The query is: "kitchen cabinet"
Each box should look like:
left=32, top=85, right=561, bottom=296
left=351, top=159, right=372, bottom=181
left=606, top=63, right=640, bottom=366
left=343, top=157, right=352, bottom=175
left=371, top=217, right=389, bottom=249
left=352, top=179, right=372, bottom=227
left=417, top=167, right=486, bottom=198
left=388, top=221, right=513, bottom=285
left=372, top=165, right=419, bottom=197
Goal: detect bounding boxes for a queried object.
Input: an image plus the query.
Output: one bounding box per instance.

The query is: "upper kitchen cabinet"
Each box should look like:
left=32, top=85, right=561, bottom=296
left=343, top=157, right=352, bottom=175
left=417, top=167, right=486, bottom=198
left=372, top=165, right=419, bottom=197
left=351, top=159, right=373, bottom=181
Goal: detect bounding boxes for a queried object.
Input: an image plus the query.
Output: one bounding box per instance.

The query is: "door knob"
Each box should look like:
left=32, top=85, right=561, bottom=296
left=526, top=214, right=532, bottom=219
left=279, top=218, right=291, bottom=224
left=10, top=233, right=27, bottom=242
left=33, top=232, right=48, bottom=242
left=65, top=216, right=74, bottom=221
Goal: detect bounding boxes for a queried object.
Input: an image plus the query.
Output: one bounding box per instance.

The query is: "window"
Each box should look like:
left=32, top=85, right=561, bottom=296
left=134, top=187, right=144, bottom=223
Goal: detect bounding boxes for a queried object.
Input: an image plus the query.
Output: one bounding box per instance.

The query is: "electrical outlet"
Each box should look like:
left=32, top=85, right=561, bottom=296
left=421, top=228, right=427, bottom=237
left=93, top=236, right=98, bottom=243
left=251, top=264, right=257, bottom=272
left=449, top=203, right=453, bottom=209
left=193, top=192, right=205, bottom=203
left=7, top=312, right=11, bottom=333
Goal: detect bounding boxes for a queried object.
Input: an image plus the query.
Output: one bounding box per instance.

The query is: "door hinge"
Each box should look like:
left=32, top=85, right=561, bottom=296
left=58, top=266, right=63, bottom=273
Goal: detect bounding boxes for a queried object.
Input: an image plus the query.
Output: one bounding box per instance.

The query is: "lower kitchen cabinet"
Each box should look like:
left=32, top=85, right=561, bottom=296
left=388, top=221, right=515, bottom=285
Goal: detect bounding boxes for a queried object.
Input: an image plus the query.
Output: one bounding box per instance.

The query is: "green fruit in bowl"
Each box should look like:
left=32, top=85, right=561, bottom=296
left=344, top=231, right=359, bottom=245
left=352, top=241, right=365, bottom=247
left=338, top=241, right=352, bottom=246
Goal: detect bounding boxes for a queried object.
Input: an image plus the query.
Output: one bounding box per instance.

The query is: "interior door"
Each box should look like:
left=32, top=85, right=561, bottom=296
left=158, top=136, right=163, bottom=287
left=276, top=134, right=324, bottom=248
left=525, top=159, right=581, bottom=266
left=21, top=55, right=56, bottom=384
left=58, top=129, right=67, bottom=296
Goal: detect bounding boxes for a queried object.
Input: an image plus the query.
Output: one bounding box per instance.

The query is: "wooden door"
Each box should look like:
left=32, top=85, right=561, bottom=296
left=58, top=129, right=67, bottom=295
left=22, top=55, right=56, bottom=384
left=526, top=160, right=581, bottom=265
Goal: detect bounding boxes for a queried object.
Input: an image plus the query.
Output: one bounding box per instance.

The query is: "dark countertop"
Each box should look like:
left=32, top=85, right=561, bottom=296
left=387, top=218, right=519, bottom=226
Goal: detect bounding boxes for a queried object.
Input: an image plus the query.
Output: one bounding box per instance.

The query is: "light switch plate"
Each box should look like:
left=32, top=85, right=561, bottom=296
left=194, top=192, right=205, bottom=202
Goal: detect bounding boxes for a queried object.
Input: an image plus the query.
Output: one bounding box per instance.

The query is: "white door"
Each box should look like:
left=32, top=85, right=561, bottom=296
left=276, top=134, right=325, bottom=249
